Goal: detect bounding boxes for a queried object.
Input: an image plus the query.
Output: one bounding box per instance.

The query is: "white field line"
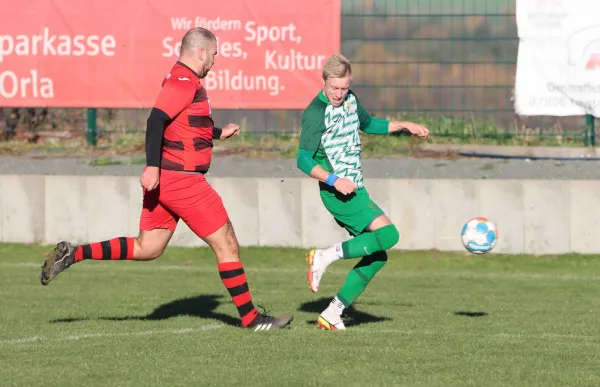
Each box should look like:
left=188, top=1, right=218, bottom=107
left=2, top=324, right=597, bottom=346
left=350, top=329, right=600, bottom=341
left=3, top=262, right=600, bottom=282
left=0, top=324, right=223, bottom=346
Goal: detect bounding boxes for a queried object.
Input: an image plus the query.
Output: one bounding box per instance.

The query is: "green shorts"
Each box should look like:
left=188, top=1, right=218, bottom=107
left=319, top=183, right=385, bottom=236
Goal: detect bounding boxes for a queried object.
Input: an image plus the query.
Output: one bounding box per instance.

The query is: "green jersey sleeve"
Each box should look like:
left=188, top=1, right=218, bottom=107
left=297, top=101, right=327, bottom=175
left=354, top=92, right=389, bottom=135
left=299, top=103, right=327, bottom=151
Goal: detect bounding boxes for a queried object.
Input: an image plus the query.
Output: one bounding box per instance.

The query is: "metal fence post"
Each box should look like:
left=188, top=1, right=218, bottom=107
left=585, top=114, right=595, bottom=147
left=87, top=108, right=97, bottom=146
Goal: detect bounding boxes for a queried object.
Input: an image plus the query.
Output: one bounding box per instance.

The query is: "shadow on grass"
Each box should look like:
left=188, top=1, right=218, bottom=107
left=49, top=294, right=240, bottom=327
left=299, top=297, right=392, bottom=327
left=454, top=311, right=488, bottom=317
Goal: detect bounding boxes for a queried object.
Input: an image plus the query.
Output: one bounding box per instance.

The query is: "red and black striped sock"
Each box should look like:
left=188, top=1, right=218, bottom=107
left=218, top=261, right=259, bottom=327
left=74, top=237, right=135, bottom=262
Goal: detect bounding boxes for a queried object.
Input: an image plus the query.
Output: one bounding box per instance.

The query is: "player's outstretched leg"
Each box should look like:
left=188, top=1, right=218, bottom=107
left=306, top=223, right=399, bottom=293
left=40, top=229, right=173, bottom=285
left=203, top=220, right=294, bottom=331
left=309, top=214, right=399, bottom=331
left=318, top=250, right=388, bottom=330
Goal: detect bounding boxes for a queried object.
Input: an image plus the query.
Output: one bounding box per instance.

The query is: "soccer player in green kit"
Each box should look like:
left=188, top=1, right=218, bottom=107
left=297, top=54, right=430, bottom=330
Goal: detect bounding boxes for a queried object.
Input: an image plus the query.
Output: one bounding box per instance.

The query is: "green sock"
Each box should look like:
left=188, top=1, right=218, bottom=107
left=336, top=251, right=388, bottom=307
left=341, top=224, right=399, bottom=259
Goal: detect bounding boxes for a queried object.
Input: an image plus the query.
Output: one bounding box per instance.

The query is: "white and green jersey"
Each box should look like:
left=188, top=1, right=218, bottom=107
left=298, top=90, right=388, bottom=189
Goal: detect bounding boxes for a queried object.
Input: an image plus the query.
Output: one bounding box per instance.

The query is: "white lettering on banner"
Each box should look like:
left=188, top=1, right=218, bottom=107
left=170, top=17, right=193, bottom=30
left=162, top=14, right=327, bottom=97
left=0, top=28, right=116, bottom=63
left=205, top=70, right=282, bottom=96
left=195, top=17, right=242, bottom=31
left=514, top=0, right=600, bottom=116
left=170, top=17, right=243, bottom=31
left=264, top=50, right=326, bottom=71
left=161, top=37, right=244, bottom=58
left=244, top=22, right=301, bottom=46
left=0, top=70, right=54, bottom=99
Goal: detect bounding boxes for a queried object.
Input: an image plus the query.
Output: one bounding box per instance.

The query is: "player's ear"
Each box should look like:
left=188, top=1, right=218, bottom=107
left=198, top=48, right=205, bottom=62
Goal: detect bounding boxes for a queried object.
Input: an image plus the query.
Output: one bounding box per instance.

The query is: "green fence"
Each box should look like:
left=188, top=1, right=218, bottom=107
left=342, top=0, right=594, bottom=146
left=1, top=0, right=596, bottom=147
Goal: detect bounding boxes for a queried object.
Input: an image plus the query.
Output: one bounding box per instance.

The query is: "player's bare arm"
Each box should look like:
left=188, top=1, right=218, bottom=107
left=388, top=121, right=430, bottom=138
left=354, top=93, right=430, bottom=139
left=214, top=123, right=241, bottom=140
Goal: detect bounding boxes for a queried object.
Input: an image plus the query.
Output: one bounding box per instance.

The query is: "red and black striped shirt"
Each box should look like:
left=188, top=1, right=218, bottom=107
left=153, top=61, right=214, bottom=173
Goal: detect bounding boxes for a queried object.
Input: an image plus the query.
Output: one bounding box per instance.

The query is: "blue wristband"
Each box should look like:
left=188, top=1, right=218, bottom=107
left=325, top=173, right=339, bottom=186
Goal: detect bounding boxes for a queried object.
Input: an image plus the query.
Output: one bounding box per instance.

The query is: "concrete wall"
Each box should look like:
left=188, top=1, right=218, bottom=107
left=1, top=174, right=598, bottom=255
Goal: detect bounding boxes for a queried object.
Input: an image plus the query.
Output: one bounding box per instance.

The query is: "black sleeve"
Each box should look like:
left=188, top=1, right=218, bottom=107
left=213, top=127, right=222, bottom=139
left=145, top=108, right=170, bottom=167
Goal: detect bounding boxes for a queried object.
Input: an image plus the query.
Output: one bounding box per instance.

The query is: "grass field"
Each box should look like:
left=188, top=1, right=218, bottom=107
left=2, top=243, right=600, bottom=386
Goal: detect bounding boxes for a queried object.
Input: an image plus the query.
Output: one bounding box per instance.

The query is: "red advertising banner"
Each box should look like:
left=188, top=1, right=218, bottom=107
left=0, top=0, right=340, bottom=109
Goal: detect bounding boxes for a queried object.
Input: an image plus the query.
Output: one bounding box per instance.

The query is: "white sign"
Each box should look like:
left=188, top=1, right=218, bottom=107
left=515, top=0, right=600, bottom=116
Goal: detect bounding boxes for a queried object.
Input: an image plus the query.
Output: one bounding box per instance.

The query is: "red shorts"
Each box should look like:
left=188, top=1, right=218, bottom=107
left=139, top=169, right=228, bottom=238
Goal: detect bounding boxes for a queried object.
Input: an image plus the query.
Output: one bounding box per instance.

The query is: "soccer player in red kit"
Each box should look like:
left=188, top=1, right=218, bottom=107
left=40, top=27, right=293, bottom=331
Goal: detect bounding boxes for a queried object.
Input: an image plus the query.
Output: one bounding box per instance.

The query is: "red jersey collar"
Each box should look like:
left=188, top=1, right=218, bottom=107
left=176, top=61, right=201, bottom=79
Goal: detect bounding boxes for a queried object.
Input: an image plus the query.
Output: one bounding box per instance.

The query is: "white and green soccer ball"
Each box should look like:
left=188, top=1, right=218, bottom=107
left=461, top=217, right=498, bottom=254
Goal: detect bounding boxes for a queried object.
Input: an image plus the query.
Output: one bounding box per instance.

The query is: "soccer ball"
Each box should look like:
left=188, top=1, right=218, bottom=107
left=461, top=217, right=498, bottom=254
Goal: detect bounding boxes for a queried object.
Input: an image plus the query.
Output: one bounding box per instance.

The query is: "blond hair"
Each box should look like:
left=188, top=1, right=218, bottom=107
left=322, top=54, right=352, bottom=81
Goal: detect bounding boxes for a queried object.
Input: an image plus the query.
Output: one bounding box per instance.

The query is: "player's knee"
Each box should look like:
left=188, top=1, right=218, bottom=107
left=136, top=241, right=165, bottom=260
left=135, top=229, right=172, bottom=260
left=374, top=250, right=388, bottom=263
left=204, top=220, right=240, bottom=261
left=145, top=249, right=164, bottom=260
left=378, top=224, right=400, bottom=250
